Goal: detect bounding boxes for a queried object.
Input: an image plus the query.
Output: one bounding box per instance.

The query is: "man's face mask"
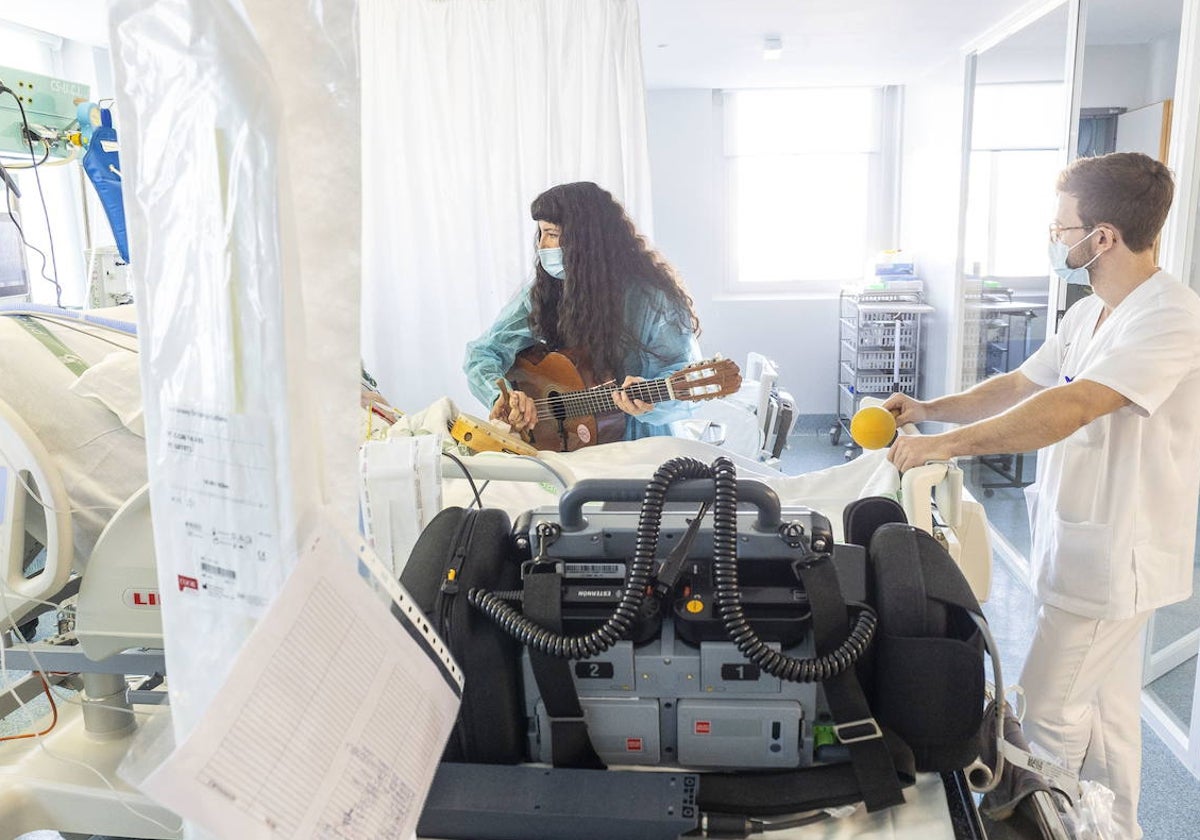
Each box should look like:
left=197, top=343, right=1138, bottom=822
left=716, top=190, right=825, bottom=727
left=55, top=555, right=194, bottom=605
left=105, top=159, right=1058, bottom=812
left=537, top=247, right=566, bottom=280
left=1048, top=227, right=1101, bottom=286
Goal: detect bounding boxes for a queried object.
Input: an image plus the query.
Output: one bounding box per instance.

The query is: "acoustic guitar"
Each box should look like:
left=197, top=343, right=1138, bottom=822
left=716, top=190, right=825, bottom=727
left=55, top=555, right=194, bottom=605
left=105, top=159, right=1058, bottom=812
left=497, top=347, right=742, bottom=453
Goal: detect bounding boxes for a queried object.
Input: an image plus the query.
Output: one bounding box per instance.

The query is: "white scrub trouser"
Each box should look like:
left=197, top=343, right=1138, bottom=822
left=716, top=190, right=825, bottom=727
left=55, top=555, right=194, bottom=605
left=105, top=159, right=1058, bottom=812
left=1018, top=603, right=1150, bottom=840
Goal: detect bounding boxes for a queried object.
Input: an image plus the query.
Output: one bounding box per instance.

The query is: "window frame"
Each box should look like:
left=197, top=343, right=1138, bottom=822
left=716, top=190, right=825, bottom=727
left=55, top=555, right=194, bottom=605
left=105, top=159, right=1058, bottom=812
left=965, top=81, right=1067, bottom=279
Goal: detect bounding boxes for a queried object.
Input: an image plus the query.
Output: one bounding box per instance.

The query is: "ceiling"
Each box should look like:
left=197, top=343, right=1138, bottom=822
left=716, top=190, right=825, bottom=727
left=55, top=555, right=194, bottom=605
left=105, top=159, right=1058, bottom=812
left=0, top=1, right=1189, bottom=88
left=638, top=0, right=1036, bottom=88
left=0, top=1, right=109, bottom=48
left=639, top=0, right=1189, bottom=89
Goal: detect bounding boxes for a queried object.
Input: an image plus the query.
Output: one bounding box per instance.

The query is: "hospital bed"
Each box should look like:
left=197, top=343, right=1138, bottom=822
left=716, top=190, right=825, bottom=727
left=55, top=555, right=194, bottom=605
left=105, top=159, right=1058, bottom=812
left=0, top=304, right=177, bottom=839
left=375, top=397, right=993, bottom=603
left=0, top=314, right=994, bottom=838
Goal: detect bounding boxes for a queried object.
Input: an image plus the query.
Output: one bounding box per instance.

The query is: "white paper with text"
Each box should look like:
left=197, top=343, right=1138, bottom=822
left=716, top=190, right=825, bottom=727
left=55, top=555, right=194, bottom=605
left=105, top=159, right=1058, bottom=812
left=141, top=528, right=461, bottom=839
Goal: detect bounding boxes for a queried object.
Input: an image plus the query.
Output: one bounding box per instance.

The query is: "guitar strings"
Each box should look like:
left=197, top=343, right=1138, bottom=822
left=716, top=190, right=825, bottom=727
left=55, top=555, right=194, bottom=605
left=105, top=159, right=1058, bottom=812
left=528, top=379, right=673, bottom=421
left=508, top=361, right=734, bottom=424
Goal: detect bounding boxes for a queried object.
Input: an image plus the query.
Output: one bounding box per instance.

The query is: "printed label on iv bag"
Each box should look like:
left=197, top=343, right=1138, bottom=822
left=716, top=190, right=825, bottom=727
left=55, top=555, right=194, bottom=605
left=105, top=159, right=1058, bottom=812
left=159, top=406, right=285, bottom=617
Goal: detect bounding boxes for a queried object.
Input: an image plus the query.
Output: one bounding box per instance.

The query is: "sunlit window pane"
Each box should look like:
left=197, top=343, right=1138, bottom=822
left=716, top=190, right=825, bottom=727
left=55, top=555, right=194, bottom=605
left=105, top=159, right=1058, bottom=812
left=965, top=149, right=1061, bottom=277
left=992, top=150, right=1060, bottom=275
left=725, top=88, right=880, bottom=155
left=724, top=88, right=881, bottom=291
left=733, top=155, right=869, bottom=284
left=972, top=83, right=1066, bottom=150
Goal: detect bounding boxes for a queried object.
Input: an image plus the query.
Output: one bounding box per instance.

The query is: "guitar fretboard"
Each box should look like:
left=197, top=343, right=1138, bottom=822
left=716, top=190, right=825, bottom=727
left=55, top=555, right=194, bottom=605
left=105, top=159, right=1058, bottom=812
left=533, top=378, right=672, bottom=421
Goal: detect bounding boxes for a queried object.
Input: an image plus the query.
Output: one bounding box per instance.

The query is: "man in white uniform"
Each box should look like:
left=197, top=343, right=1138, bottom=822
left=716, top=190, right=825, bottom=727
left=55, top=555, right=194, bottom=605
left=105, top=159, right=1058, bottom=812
left=883, top=152, right=1200, bottom=839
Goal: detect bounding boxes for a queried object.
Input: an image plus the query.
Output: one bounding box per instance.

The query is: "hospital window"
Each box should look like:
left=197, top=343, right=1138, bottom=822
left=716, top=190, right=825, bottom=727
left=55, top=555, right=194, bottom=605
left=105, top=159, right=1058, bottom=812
left=964, top=82, right=1067, bottom=278
left=721, top=87, right=894, bottom=294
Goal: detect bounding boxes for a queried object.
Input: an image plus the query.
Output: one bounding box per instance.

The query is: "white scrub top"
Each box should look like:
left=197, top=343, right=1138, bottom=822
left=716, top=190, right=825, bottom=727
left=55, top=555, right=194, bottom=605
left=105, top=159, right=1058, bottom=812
left=1019, top=271, right=1200, bottom=620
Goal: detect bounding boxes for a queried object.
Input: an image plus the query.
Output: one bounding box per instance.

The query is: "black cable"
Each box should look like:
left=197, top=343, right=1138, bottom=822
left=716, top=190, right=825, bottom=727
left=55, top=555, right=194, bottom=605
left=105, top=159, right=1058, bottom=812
left=469, top=455, right=714, bottom=659
left=708, top=455, right=876, bottom=683
left=440, top=451, right=483, bottom=510
left=4, top=182, right=59, bottom=302
left=0, top=86, right=62, bottom=307
left=756, top=810, right=831, bottom=831
left=3, top=140, right=51, bottom=169
left=702, top=807, right=830, bottom=837
left=469, top=453, right=877, bottom=672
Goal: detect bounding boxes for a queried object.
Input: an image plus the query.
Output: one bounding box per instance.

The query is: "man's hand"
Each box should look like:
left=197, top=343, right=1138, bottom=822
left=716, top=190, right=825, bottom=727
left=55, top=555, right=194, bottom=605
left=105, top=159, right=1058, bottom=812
left=880, top=392, right=929, bottom=427
left=888, top=432, right=957, bottom=473
left=613, top=375, right=654, bottom=417
left=491, top=389, right=538, bottom=431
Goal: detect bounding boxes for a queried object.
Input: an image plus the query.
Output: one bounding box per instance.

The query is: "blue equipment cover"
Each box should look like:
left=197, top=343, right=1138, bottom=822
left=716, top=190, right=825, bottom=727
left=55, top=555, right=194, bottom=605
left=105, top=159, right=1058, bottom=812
left=81, top=109, right=129, bottom=263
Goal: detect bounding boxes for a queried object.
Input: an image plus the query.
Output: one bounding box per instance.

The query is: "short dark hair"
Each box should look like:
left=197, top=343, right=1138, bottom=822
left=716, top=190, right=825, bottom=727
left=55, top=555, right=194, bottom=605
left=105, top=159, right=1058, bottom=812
left=1056, top=152, right=1174, bottom=253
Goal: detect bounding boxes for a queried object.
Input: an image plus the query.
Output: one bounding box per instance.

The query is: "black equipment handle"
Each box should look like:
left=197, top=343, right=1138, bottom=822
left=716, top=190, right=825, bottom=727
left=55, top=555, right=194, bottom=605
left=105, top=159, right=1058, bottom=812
left=558, top=478, right=782, bottom=532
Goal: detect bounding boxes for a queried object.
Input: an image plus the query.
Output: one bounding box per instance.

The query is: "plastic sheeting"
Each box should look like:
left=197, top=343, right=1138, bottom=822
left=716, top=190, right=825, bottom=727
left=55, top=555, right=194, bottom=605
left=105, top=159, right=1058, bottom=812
left=359, top=0, right=654, bottom=414
left=107, top=0, right=360, bottom=759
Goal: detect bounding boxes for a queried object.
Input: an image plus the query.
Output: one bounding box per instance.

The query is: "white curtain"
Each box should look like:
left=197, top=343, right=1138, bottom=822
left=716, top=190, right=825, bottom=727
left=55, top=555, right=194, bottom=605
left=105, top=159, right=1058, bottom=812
left=360, top=0, right=653, bottom=415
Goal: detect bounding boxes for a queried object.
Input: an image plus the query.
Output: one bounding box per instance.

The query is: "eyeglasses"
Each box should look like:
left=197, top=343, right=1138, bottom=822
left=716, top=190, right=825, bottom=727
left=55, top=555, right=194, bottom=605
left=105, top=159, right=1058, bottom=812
left=1048, top=223, right=1094, bottom=243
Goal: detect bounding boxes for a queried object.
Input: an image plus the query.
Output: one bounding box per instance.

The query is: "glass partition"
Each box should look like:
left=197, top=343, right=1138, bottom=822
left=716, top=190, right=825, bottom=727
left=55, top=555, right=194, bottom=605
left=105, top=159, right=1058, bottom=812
left=958, top=3, right=1071, bottom=552
left=1071, top=0, right=1197, bottom=763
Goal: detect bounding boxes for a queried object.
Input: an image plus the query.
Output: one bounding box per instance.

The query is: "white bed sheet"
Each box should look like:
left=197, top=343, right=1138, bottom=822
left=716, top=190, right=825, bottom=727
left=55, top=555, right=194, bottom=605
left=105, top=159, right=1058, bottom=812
left=0, top=307, right=146, bottom=565
left=394, top=398, right=903, bottom=542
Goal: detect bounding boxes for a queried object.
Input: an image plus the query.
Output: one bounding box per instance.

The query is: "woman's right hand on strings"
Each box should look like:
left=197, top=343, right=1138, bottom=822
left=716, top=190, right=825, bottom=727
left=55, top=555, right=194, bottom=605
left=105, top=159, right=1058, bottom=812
left=491, top=388, right=538, bottom=431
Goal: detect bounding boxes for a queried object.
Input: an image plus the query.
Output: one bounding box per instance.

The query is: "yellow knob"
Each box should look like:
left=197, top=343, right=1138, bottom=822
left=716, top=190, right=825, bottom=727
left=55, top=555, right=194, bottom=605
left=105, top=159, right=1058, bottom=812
left=686, top=598, right=704, bottom=614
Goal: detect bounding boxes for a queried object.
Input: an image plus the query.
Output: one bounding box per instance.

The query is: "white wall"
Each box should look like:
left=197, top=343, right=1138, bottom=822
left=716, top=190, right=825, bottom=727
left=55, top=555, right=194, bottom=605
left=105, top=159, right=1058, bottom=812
left=976, top=44, right=1065, bottom=83
left=1148, top=32, right=1182, bottom=103
left=646, top=69, right=972, bottom=414
left=645, top=89, right=840, bottom=414
left=898, top=56, right=970, bottom=403
left=1080, top=42, right=1178, bottom=110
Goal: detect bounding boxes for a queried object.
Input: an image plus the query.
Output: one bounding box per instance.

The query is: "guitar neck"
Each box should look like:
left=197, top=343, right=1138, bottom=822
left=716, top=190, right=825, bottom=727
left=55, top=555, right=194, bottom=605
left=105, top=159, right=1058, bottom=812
left=535, top=377, right=673, bottom=421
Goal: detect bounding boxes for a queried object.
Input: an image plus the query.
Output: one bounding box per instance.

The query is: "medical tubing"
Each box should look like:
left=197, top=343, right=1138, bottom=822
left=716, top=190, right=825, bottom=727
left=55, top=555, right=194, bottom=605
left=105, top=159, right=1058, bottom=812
left=0, top=302, right=138, bottom=336
left=707, top=456, right=878, bottom=682
left=467, top=456, right=713, bottom=659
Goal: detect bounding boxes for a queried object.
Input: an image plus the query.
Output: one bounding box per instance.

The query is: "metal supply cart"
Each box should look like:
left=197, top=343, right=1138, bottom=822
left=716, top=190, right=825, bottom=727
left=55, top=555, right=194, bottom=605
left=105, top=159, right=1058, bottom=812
left=975, top=293, right=1048, bottom=495
left=832, top=285, right=934, bottom=457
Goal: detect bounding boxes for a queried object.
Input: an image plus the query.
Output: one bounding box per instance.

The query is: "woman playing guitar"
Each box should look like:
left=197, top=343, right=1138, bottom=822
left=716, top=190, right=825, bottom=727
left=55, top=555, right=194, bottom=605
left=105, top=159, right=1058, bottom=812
left=464, top=181, right=703, bottom=451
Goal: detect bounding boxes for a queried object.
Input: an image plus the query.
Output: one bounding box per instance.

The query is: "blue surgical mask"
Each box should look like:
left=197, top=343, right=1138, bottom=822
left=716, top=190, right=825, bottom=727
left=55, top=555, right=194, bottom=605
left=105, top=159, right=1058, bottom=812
left=1048, top=228, right=1101, bottom=286
left=537, top=247, right=566, bottom=280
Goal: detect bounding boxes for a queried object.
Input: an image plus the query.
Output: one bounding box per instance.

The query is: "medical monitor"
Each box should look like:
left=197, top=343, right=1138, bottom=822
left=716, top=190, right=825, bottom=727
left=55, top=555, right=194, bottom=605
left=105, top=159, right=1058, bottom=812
left=0, top=65, right=90, bottom=161
left=0, top=209, right=30, bottom=302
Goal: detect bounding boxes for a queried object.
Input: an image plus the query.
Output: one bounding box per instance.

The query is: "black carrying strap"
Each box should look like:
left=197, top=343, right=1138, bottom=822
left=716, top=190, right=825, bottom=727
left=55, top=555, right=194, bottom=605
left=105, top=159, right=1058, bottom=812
left=794, top=557, right=909, bottom=812
left=842, top=496, right=907, bottom=549
left=876, top=526, right=931, bottom=637
left=698, top=727, right=914, bottom=816
left=523, top=569, right=606, bottom=769
left=695, top=556, right=913, bottom=816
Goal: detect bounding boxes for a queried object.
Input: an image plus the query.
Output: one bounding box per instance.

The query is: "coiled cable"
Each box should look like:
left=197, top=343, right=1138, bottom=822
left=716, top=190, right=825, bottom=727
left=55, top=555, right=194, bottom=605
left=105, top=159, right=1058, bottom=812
left=469, top=454, right=875, bottom=675
left=468, top=456, right=713, bottom=659
left=707, top=455, right=877, bottom=682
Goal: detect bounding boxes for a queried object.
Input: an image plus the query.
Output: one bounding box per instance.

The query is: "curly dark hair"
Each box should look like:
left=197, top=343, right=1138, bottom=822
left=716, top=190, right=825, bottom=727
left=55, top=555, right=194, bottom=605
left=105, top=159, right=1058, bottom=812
left=528, top=181, right=700, bottom=382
